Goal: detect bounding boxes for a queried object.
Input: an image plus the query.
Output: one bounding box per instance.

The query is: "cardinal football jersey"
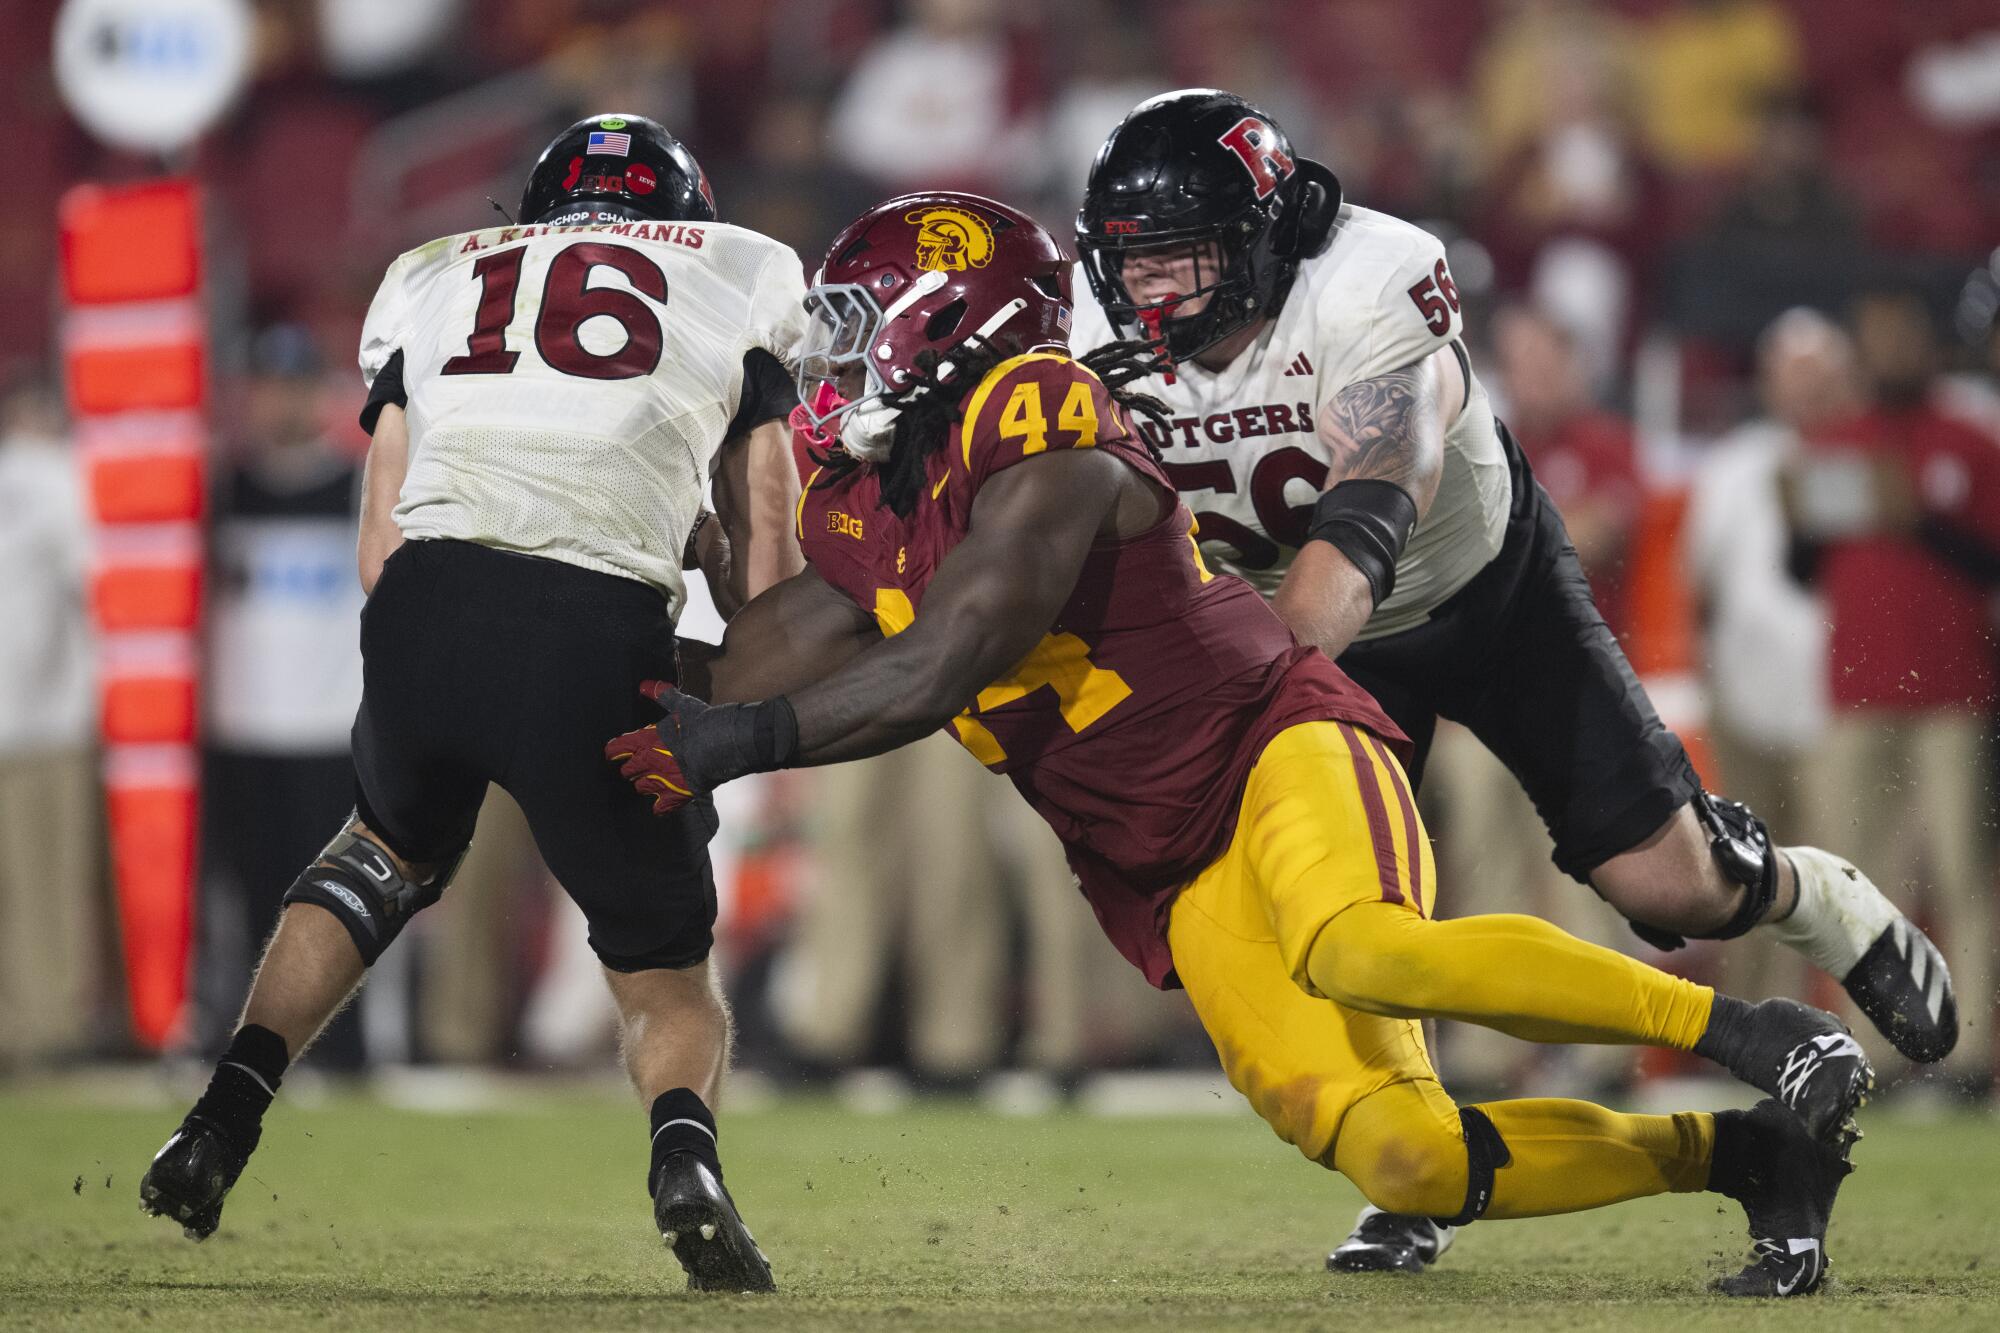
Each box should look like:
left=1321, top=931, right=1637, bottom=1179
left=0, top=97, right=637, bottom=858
left=360, top=219, right=808, bottom=616
left=794, top=351, right=1405, bottom=987
left=1071, top=204, right=1510, bottom=639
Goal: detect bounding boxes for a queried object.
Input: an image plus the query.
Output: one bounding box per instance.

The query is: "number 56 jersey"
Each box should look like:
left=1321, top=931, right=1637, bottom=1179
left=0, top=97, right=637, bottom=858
left=1071, top=204, right=1510, bottom=641
left=360, top=220, right=808, bottom=616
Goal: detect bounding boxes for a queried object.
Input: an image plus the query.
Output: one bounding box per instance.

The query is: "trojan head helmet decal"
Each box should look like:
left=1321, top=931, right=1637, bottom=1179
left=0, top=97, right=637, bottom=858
left=905, top=205, right=996, bottom=272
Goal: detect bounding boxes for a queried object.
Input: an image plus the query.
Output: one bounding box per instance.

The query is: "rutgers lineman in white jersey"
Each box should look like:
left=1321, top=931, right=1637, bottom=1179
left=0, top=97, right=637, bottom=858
left=141, top=116, right=796, bottom=1292
left=1072, top=90, right=1954, bottom=1285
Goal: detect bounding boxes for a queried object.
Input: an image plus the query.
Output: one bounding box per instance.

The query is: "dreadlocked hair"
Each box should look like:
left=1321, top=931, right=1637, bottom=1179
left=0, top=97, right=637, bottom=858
left=808, top=334, right=1180, bottom=517
left=1077, top=338, right=1175, bottom=460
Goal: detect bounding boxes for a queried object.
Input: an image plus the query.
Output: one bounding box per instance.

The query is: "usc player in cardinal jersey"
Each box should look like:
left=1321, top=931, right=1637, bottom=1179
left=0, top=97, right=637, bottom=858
left=607, top=194, right=1867, bottom=1297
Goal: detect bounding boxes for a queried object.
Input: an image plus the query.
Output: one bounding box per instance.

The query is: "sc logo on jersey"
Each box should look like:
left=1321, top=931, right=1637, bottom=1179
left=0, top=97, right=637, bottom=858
left=906, top=206, right=994, bottom=272
left=1217, top=116, right=1297, bottom=200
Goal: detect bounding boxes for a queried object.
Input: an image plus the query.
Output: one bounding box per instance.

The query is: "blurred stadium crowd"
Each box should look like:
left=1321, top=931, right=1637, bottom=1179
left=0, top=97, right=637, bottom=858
left=3, top=0, right=1999, bottom=1104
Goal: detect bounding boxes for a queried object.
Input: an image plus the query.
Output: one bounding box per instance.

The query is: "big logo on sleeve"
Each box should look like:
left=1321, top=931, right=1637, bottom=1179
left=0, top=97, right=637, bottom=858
left=1217, top=117, right=1296, bottom=200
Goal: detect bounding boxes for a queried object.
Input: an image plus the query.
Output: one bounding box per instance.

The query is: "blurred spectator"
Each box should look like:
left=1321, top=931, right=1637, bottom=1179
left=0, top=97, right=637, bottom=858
left=826, top=0, right=1042, bottom=198
left=1474, top=0, right=1639, bottom=171
left=727, top=91, right=875, bottom=261
left=1636, top=0, right=1803, bottom=175
left=1036, top=2, right=1163, bottom=213
left=414, top=787, right=554, bottom=1064
left=1688, top=309, right=1851, bottom=813
left=780, top=736, right=1012, bottom=1082
left=198, top=327, right=368, bottom=1068
left=1472, top=2, right=1662, bottom=348
left=1490, top=303, right=1643, bottom=635
left=318, top=0, right=463, bottom=83
left=1786, top=288, right=2000, bottom=1087
left=0, top=371, right=108, bottom=1066
left=1684, top=308, right=1857, bottom=1003
left=1666, top=99, right=1867, bottom=352
left=778, top=733, right=1168, bottom=1084
left=1156, top=0, right=1310, bottom=138
left=1942, top=253, right=2000, bottom=438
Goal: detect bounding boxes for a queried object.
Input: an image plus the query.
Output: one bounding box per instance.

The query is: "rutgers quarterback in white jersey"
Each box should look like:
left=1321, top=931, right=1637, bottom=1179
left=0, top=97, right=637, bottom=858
left=140, top=116, right=792, bottom=1293
left=1071, top=89, right=1952, bottom=1288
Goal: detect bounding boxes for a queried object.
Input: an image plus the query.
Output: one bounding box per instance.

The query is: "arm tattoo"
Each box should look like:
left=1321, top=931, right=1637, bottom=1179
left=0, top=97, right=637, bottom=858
left=1320, top=361, right=1445, bottom=507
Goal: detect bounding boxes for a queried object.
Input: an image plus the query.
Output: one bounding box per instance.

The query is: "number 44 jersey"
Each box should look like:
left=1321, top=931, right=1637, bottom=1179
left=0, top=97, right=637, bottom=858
left=1071, top=204, right=1511, bottom=640
left=794, top=352, right=1404, bottom=988
left=360, top=220, right=808, bottom=616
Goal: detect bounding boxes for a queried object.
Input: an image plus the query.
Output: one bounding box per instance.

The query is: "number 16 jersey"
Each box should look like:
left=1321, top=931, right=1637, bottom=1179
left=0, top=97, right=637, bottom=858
left=359, top=220, right=808, bottom=616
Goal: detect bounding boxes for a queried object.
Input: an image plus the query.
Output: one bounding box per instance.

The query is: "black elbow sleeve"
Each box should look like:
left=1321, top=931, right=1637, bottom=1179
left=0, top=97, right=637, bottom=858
left=360, top=350, right=407, bottom=435
left=1306, top=479, right=1419, bottom=607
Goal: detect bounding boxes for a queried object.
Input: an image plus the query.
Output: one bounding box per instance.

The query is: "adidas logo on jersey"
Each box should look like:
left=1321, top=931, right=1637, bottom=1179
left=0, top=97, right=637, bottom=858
left=1281, top=352, right=1314, bottom=377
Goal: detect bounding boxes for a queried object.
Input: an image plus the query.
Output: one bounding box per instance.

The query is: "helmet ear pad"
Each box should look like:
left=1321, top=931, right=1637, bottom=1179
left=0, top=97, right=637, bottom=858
left=1271, top=158, right=1343, bottom=261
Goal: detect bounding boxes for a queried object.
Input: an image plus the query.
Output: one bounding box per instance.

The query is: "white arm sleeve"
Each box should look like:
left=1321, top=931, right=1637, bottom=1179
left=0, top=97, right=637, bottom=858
left=745, top=245, right=810, bottom=367
left=358, top=255, right=410, bottom=388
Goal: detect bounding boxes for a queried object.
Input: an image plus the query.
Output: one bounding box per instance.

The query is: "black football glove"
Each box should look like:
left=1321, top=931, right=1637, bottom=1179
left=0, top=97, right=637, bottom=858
left=605, top=681, right=799, bottom=815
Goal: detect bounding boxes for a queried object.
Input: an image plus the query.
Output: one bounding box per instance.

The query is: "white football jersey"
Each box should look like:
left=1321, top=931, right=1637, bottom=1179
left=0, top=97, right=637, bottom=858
left=1071, top=204, right=1510, bottom=640
left=360, top=219, right=808, bottom=617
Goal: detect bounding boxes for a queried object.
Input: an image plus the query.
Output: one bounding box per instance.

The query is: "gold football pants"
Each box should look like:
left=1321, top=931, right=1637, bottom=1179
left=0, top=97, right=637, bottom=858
left=1166, top=722, right=1713, bottom=1217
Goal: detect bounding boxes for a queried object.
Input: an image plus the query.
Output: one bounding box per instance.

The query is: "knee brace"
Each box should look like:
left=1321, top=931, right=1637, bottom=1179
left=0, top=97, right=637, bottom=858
left=282, top=817, right=463, bottom=965
left=1432, top=1106, right=1512, bottom=1227
left=1627, top=790, right=1780, bottom=952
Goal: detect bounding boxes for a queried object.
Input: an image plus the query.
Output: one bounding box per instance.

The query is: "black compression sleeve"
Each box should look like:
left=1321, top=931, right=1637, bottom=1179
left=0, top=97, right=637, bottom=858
left=359, top=349, right=407, bottom=435
left=1306, top=479, right=1419, bottom=607
left=725, top=348, right=800, bottom=438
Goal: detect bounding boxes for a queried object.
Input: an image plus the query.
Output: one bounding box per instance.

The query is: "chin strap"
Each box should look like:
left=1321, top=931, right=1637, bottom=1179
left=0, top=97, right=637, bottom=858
left=1135, top=305, right=1178, bottom=384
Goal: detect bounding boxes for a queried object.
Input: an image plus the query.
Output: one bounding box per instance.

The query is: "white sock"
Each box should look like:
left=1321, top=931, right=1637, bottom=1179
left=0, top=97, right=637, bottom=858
left=1764, top=846, right=1897, bottom=979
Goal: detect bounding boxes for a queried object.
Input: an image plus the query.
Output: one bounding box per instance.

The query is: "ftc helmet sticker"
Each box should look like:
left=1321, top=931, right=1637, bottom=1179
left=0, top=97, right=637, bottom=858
left=1217, top=116, right=1296, bottom=200
left=906, top=206, right=995, bottom=272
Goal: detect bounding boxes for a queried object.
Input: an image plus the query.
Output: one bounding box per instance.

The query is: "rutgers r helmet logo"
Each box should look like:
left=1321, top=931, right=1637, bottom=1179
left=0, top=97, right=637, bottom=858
left=906, top=206, right=995, bottom=271
left=1217, top=117, right=1296, bottom=200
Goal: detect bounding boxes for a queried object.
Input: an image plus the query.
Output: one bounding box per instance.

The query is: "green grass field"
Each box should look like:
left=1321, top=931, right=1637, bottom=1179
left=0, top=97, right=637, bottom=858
left=2, top=1085, right=1997, bottom=1330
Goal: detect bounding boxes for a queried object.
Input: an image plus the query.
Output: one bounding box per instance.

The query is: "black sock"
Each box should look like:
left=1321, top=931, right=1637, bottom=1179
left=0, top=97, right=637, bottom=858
left=1706, top=1107, right=1756, bottom=1198
left=188, top=1024, right=291, bottom=1158
left=648, top=1088, right=721, bottom=1195
left=1692, top=994, right=1757, bottom=1070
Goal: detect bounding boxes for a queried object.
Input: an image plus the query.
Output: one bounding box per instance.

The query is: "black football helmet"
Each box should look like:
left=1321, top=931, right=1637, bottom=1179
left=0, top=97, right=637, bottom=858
left=1077, top=89, right=1341, bottom=361
left=519, top=114, right=718, bottom=226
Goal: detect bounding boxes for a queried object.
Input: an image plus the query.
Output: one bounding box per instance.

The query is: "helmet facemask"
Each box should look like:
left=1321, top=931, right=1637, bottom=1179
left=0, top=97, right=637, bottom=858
left=1080, top=205, right=1277, bottom=364
left=796, top=268, right=1026, bottom=462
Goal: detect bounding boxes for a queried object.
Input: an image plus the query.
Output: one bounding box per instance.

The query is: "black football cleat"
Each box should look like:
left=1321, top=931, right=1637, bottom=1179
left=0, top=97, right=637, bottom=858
left=1725, top=999, right=1873, bottom=1152
left=139, top=1118, right=247, bottom=1242
left=1712, top=1099, right=1852, bottom=1297
left=1842, top=916, right=1957, bottom=1064
left=652, top=1152, right=775, bottom=1293
left=1326, top=1206, right=1455, bottom=1274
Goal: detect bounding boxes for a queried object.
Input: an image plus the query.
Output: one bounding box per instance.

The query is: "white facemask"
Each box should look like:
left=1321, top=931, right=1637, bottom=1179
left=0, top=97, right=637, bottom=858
left=839, top=396, right=901, bottom=462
